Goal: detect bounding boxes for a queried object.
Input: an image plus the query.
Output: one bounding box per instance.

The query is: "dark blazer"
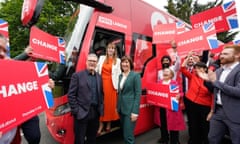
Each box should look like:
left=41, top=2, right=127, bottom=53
left=213, top=63, right=240, bottom=123
left=68, top=70, right=103, bottom=120
left=117, top=71, right=141, bottom=115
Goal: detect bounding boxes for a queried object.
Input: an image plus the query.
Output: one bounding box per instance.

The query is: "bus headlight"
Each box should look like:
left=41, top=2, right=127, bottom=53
left=54, top=103, right=71, bottom=116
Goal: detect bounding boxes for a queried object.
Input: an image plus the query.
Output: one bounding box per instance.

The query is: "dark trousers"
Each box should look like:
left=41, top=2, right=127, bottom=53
left=160, top=108, right=169, bottom=142
left=21, top=116, right=41, bottom=144
left=73, top=106, right=99, bottom=144
left=184, top=97, right=210, bottom=144
left=159, top=108, right=179, bottom=144
left=119, top=113, right=136, bottom=144
left=208, top=106, right=240, bottom=144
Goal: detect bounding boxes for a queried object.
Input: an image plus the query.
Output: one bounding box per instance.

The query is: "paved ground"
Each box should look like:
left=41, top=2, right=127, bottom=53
left=21, top=112, right=232, bottom=144
left=96, top=127, right=189, bottom=144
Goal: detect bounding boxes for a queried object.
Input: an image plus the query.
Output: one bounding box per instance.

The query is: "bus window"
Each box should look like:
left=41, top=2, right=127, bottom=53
left=130, top=34, right=155, bottom=75
left=91, top=27, right=125, bottom=58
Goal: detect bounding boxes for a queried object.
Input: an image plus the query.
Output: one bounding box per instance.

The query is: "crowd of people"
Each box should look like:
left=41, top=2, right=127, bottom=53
left=1, top=31, right=240, bottom=144
left=155, top=41, right=240, bottom=144
left=60, top=39, right=240, bottom=144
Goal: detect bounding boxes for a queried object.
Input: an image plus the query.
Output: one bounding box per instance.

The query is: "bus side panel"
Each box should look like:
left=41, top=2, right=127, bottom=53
left=105, top=0, right=131, bottom=21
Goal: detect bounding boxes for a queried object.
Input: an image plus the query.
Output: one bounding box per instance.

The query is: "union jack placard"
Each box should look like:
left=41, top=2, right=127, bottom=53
left=30, top=26, right=66, bottom=64
left=190, top=0, right=239, bottom=33
left=146, top=82, right=179, bottom=111
left=0, top=60, right=53, bottom=133
left=176, top=22, right=218, bottom=57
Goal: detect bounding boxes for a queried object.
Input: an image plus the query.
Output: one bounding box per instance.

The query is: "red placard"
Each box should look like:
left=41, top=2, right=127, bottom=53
left=146, top=83, right=179, bottom=111
left=176, top=23, right=218, bottom=57
left=153, top=23, right=176, bottom=44
left=29, top=26, right=66, bottom=64
left=153, top=21, right=186, bottom=44
left=0, top=60, right=53, bottom=133
left=190, top=1, right=238, bottom=33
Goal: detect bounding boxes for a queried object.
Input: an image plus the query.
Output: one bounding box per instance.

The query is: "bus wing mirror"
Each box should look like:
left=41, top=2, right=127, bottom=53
left=64, top=0, right=113, bottom=13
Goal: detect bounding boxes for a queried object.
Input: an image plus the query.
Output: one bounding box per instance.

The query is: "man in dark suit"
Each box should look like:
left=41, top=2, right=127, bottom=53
left=207, top=45, right=240, bottom=144
left=68, top=53, right=103, bottom=144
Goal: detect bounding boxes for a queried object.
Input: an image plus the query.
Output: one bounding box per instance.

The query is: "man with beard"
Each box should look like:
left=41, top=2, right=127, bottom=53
left=156, top=40, right=181, bottom=144
left=206, top=45, right=240, bottom=144
left=157, top=40, right=181, bottom=81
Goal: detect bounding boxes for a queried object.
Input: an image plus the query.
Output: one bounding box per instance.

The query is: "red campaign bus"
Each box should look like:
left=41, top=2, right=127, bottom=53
left=45, top=0, right=191, bottom=143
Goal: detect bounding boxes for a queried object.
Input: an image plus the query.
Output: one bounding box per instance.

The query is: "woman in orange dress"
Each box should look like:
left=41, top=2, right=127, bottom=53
left=96, top=41, right=121, bottom=134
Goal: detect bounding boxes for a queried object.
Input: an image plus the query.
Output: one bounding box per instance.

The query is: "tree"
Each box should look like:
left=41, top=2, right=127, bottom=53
left=166, top=0, right=193, bottom=24
left=165, top=0, right=238, bottom=43
left=0, top=0, right=77, bottom=57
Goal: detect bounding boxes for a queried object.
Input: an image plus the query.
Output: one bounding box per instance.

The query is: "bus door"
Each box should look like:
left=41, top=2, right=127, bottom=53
left=130, top=33, right=157, bottom=135
left=76, top=12, right=132, bottom=70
